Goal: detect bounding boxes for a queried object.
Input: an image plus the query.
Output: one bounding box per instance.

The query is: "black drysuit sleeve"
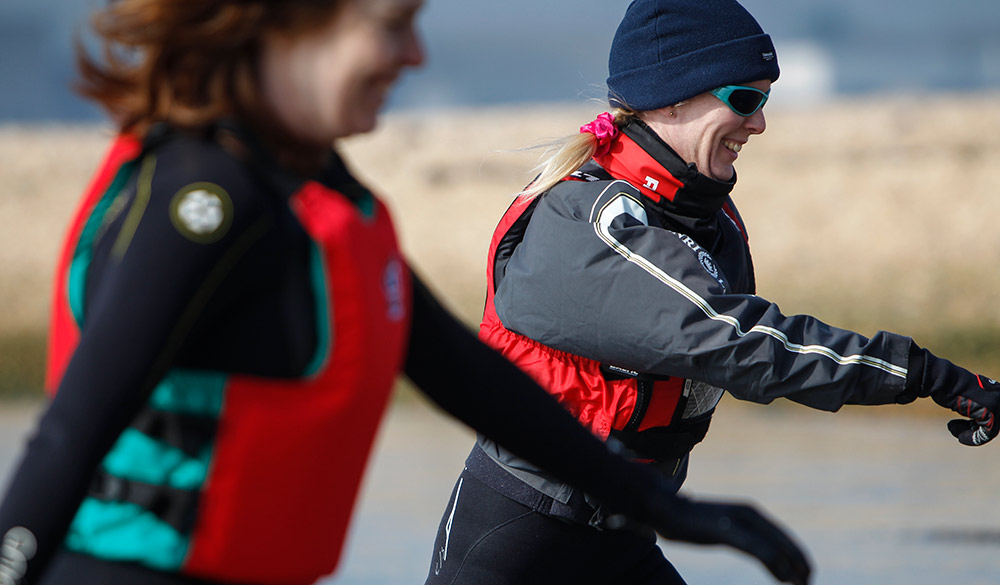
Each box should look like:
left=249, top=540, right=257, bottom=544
left=493, top=185, right=912, bottom=411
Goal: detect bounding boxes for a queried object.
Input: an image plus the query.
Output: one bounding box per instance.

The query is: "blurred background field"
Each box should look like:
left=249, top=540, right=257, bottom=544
left=5, top=94, right=999, bottom=399
left=4, top=0, right=1000, bottom=400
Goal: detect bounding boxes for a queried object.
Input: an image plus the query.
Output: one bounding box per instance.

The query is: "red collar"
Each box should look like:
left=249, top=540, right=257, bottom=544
left=593, top=131, right=683, bottom=203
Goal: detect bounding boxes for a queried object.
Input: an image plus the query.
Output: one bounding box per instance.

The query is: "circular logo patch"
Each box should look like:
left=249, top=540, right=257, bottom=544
left=169, top=183, right=233, bottom=243
left=697, top=250, right=719, bottom=280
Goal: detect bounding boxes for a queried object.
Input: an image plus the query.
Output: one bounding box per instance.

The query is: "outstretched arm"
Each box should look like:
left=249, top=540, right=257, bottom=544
left=402, top=270, right=811, bottom=585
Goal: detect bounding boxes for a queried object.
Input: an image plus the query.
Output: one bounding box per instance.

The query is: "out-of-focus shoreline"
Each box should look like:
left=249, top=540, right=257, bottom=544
left=2, top=93, right=1000, bottom=397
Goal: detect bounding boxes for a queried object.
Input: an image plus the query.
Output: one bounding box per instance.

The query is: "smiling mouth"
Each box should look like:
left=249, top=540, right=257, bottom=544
left=722, top=139, right=742, bottom=154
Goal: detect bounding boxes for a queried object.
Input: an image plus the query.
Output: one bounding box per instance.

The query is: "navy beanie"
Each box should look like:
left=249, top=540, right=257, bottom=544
left=607, top=0, right=780, bottom=111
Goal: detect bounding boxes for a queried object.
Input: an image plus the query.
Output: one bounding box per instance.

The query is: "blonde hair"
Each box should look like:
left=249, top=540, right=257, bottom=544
left=519, top=108, right=638, bottom=199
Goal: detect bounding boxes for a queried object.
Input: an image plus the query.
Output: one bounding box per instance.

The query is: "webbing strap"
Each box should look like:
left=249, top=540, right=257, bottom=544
left=88, top=471, right=199, bottom=535
left=609, top=409, right=713, bottom=462
left=130, top=408, right=217, bottom=459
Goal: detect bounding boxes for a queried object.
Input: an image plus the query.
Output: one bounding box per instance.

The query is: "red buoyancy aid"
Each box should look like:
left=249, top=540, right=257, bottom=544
left=479, top=195, right=687, bottom=444
left=480, top=131, right=739, bottom=462
left=183, top=180, right=410, bottom=584
left=46, top=136, right=411, bottom=585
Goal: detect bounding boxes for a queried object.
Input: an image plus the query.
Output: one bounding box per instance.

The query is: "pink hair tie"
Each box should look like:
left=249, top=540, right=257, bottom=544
left=579, top=112, right=619, bottom=157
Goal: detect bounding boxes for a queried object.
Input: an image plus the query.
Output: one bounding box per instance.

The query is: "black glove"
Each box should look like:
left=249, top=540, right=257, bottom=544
left=0, top=526, right=37, bottom=585
left=617, top=475, right=812, bottom=585
left=656, top=494, right=811, bottom=585
left=904, top=344, right=1000, bottom=446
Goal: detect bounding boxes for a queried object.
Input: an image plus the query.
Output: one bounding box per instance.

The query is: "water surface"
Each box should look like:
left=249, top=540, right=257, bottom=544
left=2, top=398, right=997, bottom=585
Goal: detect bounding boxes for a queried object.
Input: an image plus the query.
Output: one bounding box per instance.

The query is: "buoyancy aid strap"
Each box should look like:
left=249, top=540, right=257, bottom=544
left=130, top=409, right=217, bottom=460
left=609, top=409, right=714, bottom=462
left=466, top=444, right=687, bottom=529
left=624, top=379, right=654, bottom=432
left=87, top=470, right=199, bottom=535
left=598, top=364, right=681, bottom=433
left=490, top=195, right=542, bottom=293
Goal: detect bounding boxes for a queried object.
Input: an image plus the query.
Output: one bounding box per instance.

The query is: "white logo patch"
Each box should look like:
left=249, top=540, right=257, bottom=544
left=177, top=189, right=224, bottom=235
left=169, top=183, right=233, bottom=243
left=643, top=176, right=660, bottom=191
left=675, top=233, right=726, bottom=290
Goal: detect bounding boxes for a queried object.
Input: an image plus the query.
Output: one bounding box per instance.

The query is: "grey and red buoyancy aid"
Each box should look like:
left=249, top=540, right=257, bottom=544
left=479, top=128, right=753, bottom=463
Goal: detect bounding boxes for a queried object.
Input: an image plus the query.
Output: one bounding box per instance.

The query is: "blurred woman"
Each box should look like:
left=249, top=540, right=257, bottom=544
left=424, top=0, right=1000, bottom=584
left=0, top=1, right=813, bottom=585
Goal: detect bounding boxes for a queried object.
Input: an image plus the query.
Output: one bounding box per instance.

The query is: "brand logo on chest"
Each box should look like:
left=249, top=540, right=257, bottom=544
left=382, top=258, right=406, bottom=322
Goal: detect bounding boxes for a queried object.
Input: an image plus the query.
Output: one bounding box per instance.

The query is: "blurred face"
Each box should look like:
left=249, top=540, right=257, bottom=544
left=260, top=0, right=425, bottom=143
left=642, top=79, right=770, bottom=181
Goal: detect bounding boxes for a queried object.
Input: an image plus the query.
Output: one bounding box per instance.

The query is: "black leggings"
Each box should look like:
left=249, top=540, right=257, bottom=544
left=424, top=469, right=687, bottom=585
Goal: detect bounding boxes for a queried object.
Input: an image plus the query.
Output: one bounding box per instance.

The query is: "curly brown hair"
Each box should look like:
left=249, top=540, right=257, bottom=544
left=76, top=0, right=345, bottom=141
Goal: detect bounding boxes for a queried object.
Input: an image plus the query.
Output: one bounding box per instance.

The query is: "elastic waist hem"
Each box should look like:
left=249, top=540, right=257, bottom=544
left=464, top=445, right=603, bottom=527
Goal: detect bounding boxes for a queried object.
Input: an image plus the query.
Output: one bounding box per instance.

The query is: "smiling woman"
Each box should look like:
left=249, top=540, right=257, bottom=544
left=259, top=0, right=424, bottom=142
left=423, top=0, right=1000, bottom=584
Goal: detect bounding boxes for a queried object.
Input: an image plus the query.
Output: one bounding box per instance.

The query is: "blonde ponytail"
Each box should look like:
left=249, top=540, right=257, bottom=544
left=518, top=108, right=637, bottom=199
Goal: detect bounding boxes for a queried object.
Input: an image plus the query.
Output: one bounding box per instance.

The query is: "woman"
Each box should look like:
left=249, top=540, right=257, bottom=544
left=424, top=0, right=1000, bottom=584
left=0, top=1, right=813, bottom=585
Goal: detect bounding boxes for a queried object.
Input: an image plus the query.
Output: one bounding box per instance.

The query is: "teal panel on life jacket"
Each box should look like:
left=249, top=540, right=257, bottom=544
left=64, top=368, right=226, bottom=568
left=64, top=499, right=189, bottom=570
left=67, top=158, right=139, bottom=325
left=101, top=428, right=211, bottom=489
left=149, top=368, right=227, bottom=417
left=303, top=242, right=331, bottom=377
left=340, top=181, right=376, bottom=219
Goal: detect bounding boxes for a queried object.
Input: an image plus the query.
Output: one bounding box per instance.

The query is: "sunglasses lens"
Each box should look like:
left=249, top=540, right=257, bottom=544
left=726, top=89, right=766, bottom=115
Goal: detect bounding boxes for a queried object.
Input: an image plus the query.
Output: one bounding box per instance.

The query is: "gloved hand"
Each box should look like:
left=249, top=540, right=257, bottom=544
left=0, top=526, right=36, bottom=585
left=644, top=491, right=812, bottom=585
left=606, top=468, right=811, bottom=585
left=905, top=344, right=1000, bottom=446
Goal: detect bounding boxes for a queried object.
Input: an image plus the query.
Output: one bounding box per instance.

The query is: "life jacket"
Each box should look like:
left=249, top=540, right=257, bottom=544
left=479, top=174, right=727, bottom=463
left=47, top=134, right=411, bottom=585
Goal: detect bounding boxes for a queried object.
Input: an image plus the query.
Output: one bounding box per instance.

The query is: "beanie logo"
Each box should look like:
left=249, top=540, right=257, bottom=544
left=761, top=51, right=775, bottom=62
left=643, top=176, right=660, bottom=192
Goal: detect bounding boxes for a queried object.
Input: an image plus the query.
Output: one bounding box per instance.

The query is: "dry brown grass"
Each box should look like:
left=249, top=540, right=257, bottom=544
left=2, top=93, right=1000, bottom=392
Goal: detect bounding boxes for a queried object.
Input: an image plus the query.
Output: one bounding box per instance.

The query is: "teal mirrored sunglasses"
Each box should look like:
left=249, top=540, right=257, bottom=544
left=709, top=85, right=770, bottom=117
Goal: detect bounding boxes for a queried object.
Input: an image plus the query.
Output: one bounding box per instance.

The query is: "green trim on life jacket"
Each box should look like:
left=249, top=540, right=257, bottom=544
left=111, top=155, right=157, bottom=259
left=339, top=181, right=376, bottom=219
left=68, top=158, right=140, bottom=325
left=303, top=242, right=331, bottom=377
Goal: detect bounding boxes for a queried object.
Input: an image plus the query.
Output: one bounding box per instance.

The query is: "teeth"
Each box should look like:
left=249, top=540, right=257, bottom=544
left=723, top=140, right=742, bottom=153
